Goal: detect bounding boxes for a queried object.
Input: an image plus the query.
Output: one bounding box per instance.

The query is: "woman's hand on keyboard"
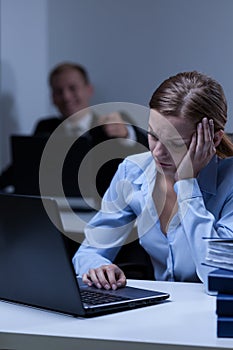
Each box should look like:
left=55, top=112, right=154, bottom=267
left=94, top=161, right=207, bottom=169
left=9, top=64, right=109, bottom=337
left=82, top=264, right=127, bottom=290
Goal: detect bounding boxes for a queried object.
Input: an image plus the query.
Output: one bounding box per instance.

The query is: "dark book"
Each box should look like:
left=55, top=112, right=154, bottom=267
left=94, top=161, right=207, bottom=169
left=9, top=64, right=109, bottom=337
left=217, top=294, right=233, bottom=316
left=208, top=269, right=233, bottom=294
left=217, top=316, right=233, bottom=337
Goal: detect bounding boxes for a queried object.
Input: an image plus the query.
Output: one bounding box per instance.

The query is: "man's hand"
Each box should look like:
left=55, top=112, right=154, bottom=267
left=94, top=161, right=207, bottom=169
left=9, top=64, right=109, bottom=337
left=82, top=263, right=127, bottom=290
left=99, top=112, right=129, bottom=138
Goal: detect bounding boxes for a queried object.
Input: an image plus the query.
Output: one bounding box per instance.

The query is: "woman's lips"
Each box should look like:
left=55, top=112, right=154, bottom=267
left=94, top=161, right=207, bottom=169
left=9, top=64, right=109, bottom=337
left=156, top=160, right=172, bottom=167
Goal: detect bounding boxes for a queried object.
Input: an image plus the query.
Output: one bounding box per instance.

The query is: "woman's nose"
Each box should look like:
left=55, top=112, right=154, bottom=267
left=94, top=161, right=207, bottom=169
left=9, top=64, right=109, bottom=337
left=153, top=141, right=168, bottom=156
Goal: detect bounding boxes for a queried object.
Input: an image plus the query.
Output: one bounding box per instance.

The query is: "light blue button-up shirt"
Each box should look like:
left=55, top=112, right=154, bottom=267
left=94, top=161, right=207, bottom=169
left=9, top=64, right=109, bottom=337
left=73, top=152, right=233, bottom=285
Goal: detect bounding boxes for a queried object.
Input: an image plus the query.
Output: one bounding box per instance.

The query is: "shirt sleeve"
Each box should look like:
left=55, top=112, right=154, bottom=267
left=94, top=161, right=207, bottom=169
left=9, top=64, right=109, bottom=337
left=72, top=160, right=137, bottom=276
left=174, top=178, right=233, bottom=287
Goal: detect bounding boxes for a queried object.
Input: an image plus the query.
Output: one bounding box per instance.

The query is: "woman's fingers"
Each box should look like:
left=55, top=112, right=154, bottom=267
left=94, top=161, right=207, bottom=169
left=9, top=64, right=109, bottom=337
left=196, top=121, right=204, bottom=151
left=88, top=267, right=110, bottom=289
left=82, top=264, right=126, bottom=290
left=209, top=119, right=215, bottom=139
left=104, top=265, right=127, bottom=289
left=194, top=118, right=215, bottom=158
left=82, top=272, right=93, bottom=287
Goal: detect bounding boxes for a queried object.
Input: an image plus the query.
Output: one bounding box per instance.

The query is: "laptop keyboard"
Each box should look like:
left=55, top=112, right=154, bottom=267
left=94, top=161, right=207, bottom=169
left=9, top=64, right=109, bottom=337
left=80, top=289, right=130, bottom=305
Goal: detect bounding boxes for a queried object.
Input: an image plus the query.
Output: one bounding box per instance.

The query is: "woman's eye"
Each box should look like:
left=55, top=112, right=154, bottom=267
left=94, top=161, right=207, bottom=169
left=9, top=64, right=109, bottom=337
left=172, top=143, right=184, bottom=148
left=148, top=132, right=158, bottom=141
left=164, top=141, right=185, bottom=150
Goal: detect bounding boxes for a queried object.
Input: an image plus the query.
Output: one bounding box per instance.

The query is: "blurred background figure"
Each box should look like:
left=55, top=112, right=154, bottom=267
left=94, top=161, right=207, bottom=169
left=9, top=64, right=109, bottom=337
left=0, top=62, right=148, bottom=196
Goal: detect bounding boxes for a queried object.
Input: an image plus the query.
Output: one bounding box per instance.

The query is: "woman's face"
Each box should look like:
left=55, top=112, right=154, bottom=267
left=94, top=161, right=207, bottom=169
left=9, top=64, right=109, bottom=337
left=148, top=109, right=196, bottom=176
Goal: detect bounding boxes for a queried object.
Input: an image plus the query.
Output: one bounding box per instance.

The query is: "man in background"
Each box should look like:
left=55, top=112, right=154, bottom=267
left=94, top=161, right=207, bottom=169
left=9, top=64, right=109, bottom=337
left=0, top=62, right=148, bottom=195
left=34, top=62, right=147, bottom=143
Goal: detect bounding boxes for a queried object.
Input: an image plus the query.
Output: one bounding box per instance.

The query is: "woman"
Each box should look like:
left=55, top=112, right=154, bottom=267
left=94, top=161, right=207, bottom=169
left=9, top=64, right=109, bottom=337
left=73, top=71, right=233, bottom=290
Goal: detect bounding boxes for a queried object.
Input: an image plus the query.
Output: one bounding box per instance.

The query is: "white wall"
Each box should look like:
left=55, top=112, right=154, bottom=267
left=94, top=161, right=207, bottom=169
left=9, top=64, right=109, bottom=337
left=47, top=0, right=233, bottom=130
left=0, top=0, right=49, bottom=169
left=1, top=0, right=233, bottom=170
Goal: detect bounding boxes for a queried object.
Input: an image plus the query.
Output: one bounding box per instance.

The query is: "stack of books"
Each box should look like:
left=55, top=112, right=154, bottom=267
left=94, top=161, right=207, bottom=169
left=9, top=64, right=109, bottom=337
left=208, top=268, right=233, bottom=337
left=206, top=238, right=233, bottom=338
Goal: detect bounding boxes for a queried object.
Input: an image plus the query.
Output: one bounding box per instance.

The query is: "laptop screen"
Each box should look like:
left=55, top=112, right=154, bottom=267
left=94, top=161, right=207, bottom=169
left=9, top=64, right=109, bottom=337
left=11, top=135, right=93, bottom=198
left=0, top=194, right=85, bottom=316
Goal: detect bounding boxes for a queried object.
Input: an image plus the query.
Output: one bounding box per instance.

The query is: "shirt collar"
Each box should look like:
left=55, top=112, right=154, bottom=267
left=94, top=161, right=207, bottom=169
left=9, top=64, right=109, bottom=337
left=133, top=153, right=156, bottom=194
left=133, top=153, right=218, bottom=196
left=64, top=112, right=93, bottom=134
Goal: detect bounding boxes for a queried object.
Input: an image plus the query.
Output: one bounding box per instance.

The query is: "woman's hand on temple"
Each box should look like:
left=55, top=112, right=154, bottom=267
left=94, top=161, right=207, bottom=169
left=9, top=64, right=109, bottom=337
left=175, top=118, right=216, bottom=181
left=82, top=264, right=127, bottom=290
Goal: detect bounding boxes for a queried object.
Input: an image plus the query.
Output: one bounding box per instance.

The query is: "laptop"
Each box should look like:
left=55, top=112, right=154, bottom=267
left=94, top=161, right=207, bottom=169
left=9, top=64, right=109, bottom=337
left=0, top=194, right=169, bottom=317
left=10, top=135, right=96, bottom=211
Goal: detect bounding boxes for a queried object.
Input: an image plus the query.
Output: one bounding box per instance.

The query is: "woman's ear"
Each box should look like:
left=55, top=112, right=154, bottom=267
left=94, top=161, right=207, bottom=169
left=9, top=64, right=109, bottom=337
left=214, top=129, right=224, bottom=147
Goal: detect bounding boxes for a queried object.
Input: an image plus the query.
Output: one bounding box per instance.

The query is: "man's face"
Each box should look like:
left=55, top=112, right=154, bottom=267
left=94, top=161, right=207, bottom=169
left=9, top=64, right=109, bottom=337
left=51, top=69, right=93, bottom=118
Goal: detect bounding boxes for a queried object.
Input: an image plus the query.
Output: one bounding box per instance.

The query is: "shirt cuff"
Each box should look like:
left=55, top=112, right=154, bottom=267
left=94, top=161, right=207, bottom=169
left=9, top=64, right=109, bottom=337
left=174, top=178, right=202, bottom=201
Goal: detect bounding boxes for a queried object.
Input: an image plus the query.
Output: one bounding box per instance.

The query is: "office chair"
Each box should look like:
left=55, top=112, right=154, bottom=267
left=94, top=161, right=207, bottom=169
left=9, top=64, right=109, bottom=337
left=114, top=227, right=155, bottom=280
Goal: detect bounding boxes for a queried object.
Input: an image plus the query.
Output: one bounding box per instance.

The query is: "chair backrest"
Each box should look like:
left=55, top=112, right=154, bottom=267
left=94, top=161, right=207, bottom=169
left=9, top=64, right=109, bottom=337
left=113, top=227, right=154, bottom=280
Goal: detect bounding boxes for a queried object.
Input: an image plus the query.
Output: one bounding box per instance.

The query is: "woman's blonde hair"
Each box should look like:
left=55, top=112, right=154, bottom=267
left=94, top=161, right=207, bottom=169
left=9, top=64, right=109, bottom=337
left=149, top=71, right=233, bottom=158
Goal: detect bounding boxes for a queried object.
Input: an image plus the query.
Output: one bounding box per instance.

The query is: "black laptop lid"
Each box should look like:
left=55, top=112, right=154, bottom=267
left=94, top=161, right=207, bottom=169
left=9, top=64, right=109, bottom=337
left=0, top=194, right=85, bottom=316
left=11, top=135, right=47, bottom=195
left=11, top=135, right=93, bottom=198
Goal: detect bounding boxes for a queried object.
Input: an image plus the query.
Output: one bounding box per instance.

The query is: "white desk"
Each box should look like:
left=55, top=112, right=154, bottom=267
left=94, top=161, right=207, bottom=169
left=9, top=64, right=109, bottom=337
left=1, top=280, right=233, bottom=350
left=59, top=210, right=95, bottom=243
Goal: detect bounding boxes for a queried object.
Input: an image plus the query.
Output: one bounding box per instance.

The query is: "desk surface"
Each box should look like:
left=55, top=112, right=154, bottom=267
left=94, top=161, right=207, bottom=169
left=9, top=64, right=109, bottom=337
left=1, top=280, right=233, bottom=350
left=59, top=208, right=95, bottom=229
